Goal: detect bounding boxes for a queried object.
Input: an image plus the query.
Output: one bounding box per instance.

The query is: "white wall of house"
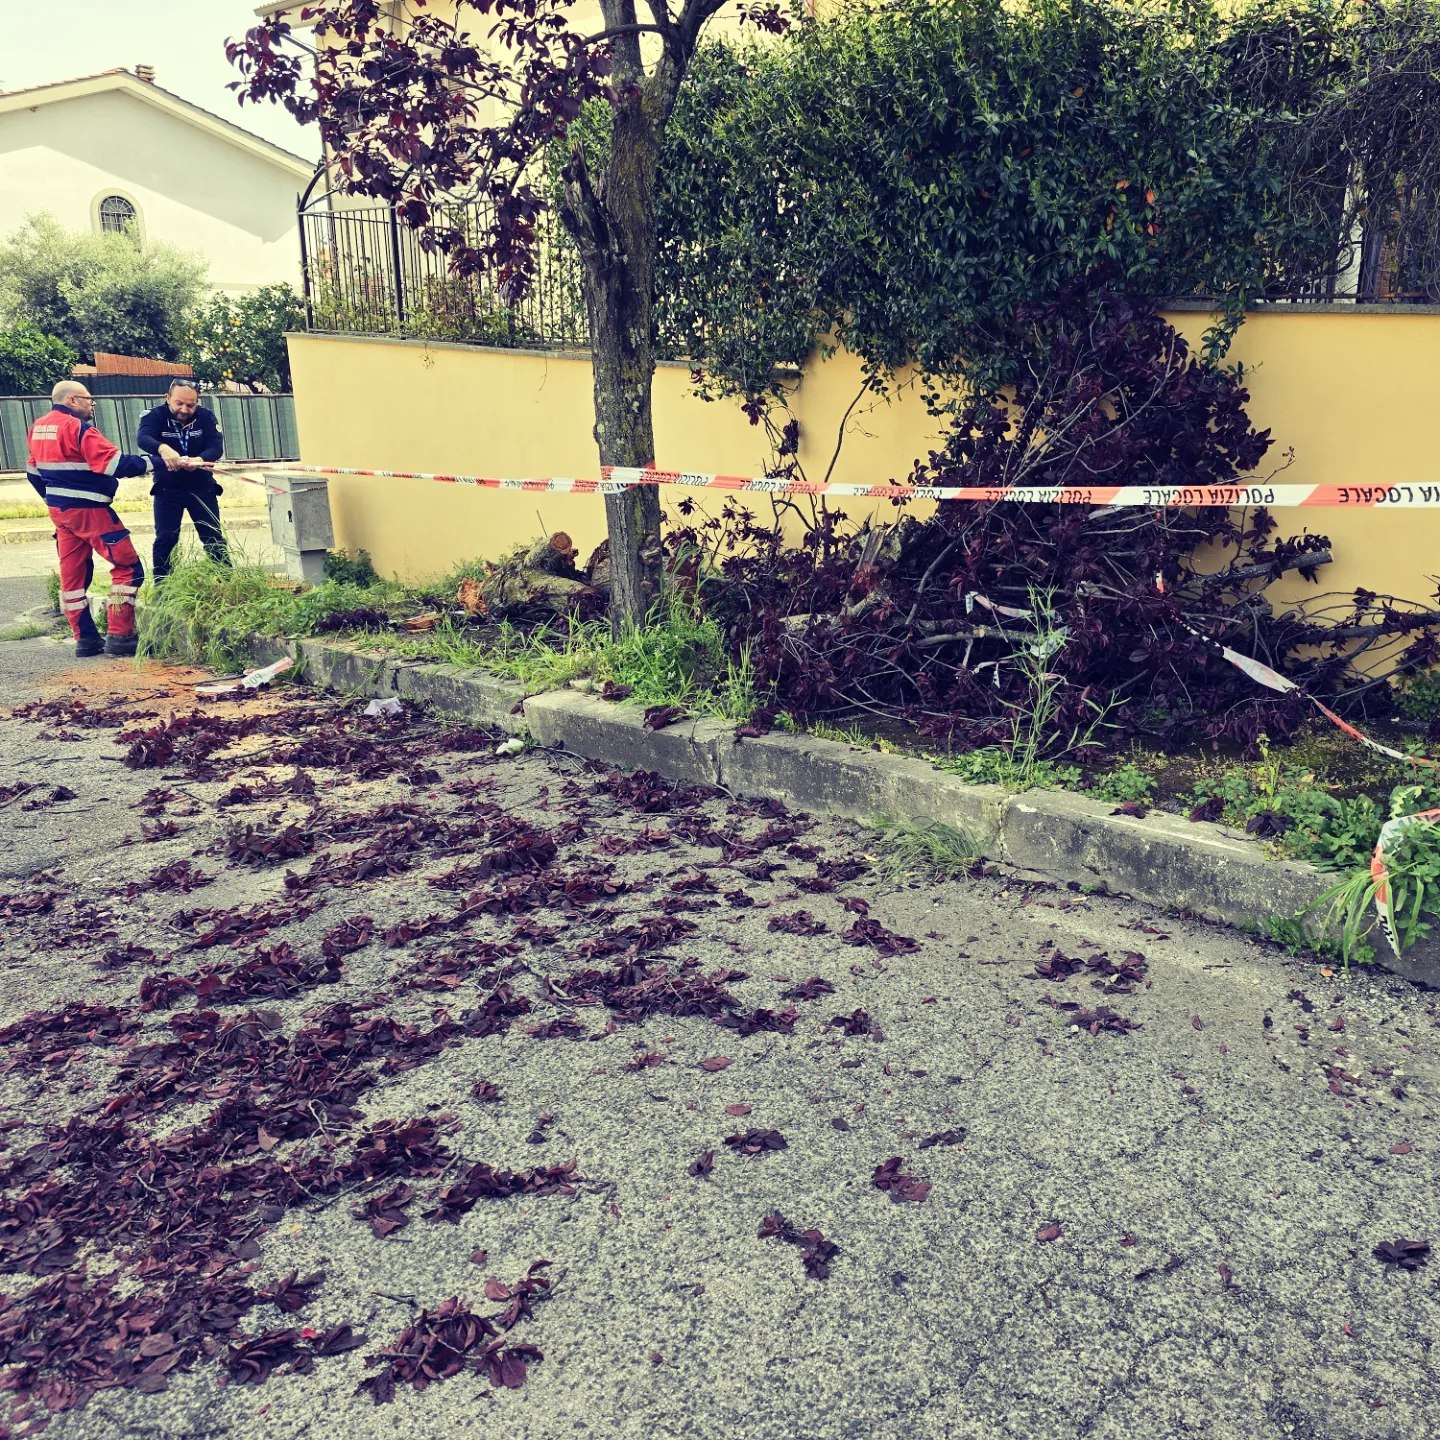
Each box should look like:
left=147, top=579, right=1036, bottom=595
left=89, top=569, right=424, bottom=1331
left=0, top=87, right=307, bottom=293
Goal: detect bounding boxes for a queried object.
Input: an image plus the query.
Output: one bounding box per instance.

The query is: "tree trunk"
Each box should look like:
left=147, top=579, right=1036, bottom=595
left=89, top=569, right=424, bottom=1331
left=560, top=1, right=676, bottom=632
left=590, top=260, right=663, bottom=627
left=586, top=100, right=664, bottom=630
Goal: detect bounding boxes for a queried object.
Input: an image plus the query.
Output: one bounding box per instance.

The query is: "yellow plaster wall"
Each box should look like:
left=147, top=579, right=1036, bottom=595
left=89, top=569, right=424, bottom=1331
left=284, top=335, right=782, bottom=578
left=1165, top=308, right=1440, bottom=611
left=287, top=310, right=1440, bottom=607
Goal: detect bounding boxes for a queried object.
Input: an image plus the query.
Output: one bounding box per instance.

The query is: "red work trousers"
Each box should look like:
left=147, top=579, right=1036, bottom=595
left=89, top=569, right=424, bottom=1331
left=50, top=506, right=144, bottom=641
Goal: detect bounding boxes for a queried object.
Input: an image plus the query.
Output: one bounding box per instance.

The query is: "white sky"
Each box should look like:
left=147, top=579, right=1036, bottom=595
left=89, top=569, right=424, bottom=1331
left=0, top=0, right=321, bottom=161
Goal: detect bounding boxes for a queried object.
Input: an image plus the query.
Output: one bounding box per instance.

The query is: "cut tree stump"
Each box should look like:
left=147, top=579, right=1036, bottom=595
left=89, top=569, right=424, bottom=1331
left=478, top=532, right=600, bottom=616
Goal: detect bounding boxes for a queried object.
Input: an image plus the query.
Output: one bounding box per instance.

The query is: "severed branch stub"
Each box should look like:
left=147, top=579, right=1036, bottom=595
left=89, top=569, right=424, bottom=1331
left=477, top=532, right=604, bottom=618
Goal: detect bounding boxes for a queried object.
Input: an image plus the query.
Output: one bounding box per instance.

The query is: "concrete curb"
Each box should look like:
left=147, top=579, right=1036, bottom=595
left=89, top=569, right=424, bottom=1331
left=243, top=634, right=1438, bottom=987
left=12, top=604, right=63, bottom=628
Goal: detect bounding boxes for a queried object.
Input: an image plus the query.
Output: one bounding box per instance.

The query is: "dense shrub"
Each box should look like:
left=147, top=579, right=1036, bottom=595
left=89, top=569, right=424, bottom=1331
left=675, top=291, right=1437, bottom=750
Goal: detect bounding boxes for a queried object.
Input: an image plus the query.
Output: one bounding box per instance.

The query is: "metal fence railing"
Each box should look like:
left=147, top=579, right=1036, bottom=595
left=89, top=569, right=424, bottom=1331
left=300, top=200, right=590, bottom=351
left=297, top=192, right=1440, bottom=366
left=298, top=198, right=800, bottom=369
left=0, top=393, right=299, bottom=473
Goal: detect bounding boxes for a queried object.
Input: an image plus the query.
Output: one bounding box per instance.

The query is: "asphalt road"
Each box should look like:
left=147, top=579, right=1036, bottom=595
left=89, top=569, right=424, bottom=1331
left=1, top=645, right=1438, bottom=1440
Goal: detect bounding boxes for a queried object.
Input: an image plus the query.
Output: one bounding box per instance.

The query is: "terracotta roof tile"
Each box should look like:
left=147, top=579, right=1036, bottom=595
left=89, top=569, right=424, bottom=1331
left=92, top=352, right=194, bottom=378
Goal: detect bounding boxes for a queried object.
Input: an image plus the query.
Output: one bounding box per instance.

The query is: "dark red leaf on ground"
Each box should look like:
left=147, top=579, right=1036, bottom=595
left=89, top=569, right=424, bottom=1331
left=1245, top=809, right=1293, bottom=838
left=1033, top=949, right=1085, bottom=980
left=1134, top=1254, right=1185, bottom=1281
left=843, top=918, right=919, bottom=955
left=917, top=1128, right=966, bottom=1148
left=768, top=910, right=828, bottom=936
left=1036, top=1224, right=1063, bottom=1243
left=699, top=1056, right=733, bottom=1071
left=828, top=1008, right=883, bottom=1039
left=1051, top=1002, right=1141, bottom=1036
left=1373, top=1238, right=1430, bottom=1270
left=716, top=1005, right=797, bottom=1037
left=257, top=1271, right=324, bottom=1314
left=759, top=1211, right=841, bottom=1280
left=724, top=1128, right=788, bottom=1156
left=872, top=1156, right=931, bottom=1204
left=643, top=705, right=687, bottom=731
left=780, top=975, right=836, bottom=1002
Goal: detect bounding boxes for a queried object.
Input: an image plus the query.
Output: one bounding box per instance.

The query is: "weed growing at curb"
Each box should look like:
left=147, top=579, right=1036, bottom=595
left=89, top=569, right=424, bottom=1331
left=1298, top=784, right=1440, bottom=967
left=869, top=817, right=977, bottom=884
left=1259, top=915, right=1357, bottom=968
left=478, top=591, right=764, bottom=721
left=1092, top=763, right=1156, bottom=806
left=140, top=553, right=410, bottom=672
left=1396, top=669, right=1440, bottom=724
left=0, top=620, right=49, bottom=642
left=323, top=548, right=381, bottom=586
left=938, top=745, right=1083, bottom=792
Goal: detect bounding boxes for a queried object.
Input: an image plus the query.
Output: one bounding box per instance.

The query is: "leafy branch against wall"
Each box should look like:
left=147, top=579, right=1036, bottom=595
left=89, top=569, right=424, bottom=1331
left=654, top=0, right=1440, bottom=400
left=670, top=287, right=1440, bottom=751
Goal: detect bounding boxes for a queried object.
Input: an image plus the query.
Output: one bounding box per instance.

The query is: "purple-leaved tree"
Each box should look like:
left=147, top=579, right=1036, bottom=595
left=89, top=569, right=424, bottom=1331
left=228, top=0, right=784, bottom=624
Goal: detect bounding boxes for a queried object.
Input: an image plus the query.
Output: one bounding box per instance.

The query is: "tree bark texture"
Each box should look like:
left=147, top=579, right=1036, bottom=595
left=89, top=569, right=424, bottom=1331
left=559, top=0, right=698, bottom=630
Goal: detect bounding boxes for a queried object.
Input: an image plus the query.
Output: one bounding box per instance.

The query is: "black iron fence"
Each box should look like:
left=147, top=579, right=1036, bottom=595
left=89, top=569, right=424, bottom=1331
left=298, top=194, right=1440, bottom=365
left=297, top=198, right=795, bottom=368
left=0, top=393, right=299, bottom=473
left=300, top=201, right=589, bottom=350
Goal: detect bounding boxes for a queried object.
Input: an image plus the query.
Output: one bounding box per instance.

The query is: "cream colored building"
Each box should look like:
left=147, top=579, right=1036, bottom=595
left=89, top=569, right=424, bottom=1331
left=0, top=67, right=314, bottom=293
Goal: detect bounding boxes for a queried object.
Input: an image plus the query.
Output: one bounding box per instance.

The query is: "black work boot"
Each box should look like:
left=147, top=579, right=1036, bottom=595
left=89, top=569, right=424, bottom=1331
left=104, top=633, right=139, bottom=658
left=74, top=612, right=104, bottom=658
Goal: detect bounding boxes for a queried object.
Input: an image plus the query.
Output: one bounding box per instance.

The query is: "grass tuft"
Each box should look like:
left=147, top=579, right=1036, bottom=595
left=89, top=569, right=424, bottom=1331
left=869, top=816, right=977, bottom=883
left=477, top=591, right=764, bottom=721
left=0, top=620, right=49, bottom=642
left=140, top=547, right=409, bottom=672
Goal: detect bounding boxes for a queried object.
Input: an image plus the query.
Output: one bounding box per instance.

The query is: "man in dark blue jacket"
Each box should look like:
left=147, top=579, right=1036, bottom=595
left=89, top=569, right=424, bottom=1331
left=137, top=381, right=229, bottom=580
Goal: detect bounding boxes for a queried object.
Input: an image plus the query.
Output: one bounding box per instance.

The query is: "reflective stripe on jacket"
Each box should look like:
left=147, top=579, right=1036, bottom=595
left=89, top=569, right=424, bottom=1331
left=26, top=405, right=153, bottom=510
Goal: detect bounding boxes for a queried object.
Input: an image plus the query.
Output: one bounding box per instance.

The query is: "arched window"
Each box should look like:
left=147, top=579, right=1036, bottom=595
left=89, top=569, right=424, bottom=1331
left=98, top=194, right=138, bottom=236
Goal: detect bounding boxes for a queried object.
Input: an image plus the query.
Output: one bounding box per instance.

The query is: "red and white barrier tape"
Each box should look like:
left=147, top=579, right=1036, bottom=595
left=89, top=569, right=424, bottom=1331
left=216, top=462, right=1440, bottom=509
left=219, top=456, right=1440, bottom=952
left=1157, top=574, right=1438, bottom=956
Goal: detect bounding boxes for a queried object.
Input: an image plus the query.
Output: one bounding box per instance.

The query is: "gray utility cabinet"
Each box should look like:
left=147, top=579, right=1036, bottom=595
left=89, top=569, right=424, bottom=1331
left=265, top=472, right=334, bottom=583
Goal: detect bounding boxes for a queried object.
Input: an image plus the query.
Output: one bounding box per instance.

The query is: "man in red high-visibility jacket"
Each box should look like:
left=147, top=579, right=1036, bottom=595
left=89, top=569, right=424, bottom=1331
left=27, top=380, right=156, bottom=657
